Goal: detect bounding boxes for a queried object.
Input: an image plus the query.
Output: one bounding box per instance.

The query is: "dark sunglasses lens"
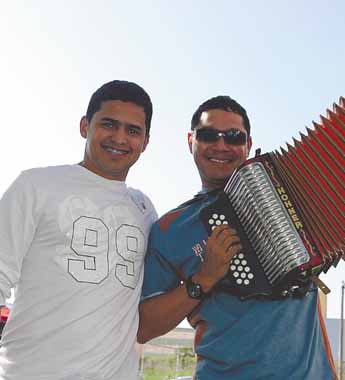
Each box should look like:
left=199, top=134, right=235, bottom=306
left=195, top=129, right=219, bottom=142
left=196, top=128, right=247, bottom=145
left=224, top=130, right=247, bottom=145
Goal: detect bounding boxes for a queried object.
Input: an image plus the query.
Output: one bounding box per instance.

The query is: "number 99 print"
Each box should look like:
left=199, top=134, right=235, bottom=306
left=66, top=216, right=146, bottom=289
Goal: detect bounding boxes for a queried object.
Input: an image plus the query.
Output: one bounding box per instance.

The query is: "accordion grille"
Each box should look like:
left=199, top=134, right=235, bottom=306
left=224, top=162, right=310, bottom=285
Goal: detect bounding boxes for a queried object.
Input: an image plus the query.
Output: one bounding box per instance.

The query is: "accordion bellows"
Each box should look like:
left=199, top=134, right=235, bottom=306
left=201, top=97, right=345, bottom=299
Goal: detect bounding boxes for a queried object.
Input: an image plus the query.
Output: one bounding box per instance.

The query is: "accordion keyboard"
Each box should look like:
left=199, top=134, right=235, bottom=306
left=224, top=162, right=309, bottom=285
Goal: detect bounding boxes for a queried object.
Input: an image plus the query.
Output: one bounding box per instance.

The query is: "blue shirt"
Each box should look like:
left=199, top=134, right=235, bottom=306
left=142, top=191, right=337, bottom=380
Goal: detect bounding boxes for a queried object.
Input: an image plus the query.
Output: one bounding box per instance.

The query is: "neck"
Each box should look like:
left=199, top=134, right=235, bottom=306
left=201, top=183, right=225, bottom=192
left=78, top=161, right=127, bottom=182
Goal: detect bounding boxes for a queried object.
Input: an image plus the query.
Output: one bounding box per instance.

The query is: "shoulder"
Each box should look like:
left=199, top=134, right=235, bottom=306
left=127, top=187, right=157, bottom=218
left=154, top=195, right=202, bottom=234
left=150, top=191, right=222, bottom=241
left=21, top=165, right=73, bottom=182
left=5, top=165, right=67, bottom=192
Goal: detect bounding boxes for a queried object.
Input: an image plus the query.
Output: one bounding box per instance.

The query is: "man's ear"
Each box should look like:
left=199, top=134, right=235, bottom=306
left=80, top=116, right=88, bottom=139
left=187, top=131, right=193, bottom=154
left=247, top=136, right=253, bottom=157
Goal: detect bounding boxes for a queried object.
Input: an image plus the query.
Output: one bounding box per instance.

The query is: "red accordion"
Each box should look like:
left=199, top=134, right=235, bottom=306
left=201, top=97, right=345, bottom=299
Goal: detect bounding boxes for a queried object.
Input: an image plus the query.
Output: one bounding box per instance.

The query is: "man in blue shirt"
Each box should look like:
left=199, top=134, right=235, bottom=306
left=138, top=96, right=337, bottom=380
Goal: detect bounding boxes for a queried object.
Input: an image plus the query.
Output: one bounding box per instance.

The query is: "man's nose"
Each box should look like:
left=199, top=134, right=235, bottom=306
left=110, top=125, right=128, bottom=144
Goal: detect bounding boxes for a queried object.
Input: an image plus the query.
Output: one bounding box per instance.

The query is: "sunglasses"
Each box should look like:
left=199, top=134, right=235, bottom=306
left=194, top=128, right=248, bottom=145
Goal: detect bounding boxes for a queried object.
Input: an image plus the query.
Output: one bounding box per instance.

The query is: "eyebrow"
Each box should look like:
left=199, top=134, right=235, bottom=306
left=100, top=117, right=144, bottom=131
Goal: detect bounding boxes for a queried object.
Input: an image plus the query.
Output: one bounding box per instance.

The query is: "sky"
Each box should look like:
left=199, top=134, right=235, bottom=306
left=0, top=1, right=344, bottom=320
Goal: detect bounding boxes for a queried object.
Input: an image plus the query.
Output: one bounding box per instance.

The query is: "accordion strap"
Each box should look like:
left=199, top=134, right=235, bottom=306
left=310, top=275, right=330, bottom=294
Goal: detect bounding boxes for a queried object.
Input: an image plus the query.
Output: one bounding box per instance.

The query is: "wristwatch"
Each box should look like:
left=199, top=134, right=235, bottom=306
left=185, top=276, right=206, bottom=300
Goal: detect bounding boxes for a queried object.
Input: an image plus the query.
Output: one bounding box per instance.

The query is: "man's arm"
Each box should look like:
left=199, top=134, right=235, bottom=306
left=0, top=172, right=36, bottom=306
left=137, top=225, right=241, bottom=343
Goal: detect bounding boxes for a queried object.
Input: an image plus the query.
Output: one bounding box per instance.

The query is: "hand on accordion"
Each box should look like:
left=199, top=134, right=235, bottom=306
left=192, top=225, right=242, bottom=294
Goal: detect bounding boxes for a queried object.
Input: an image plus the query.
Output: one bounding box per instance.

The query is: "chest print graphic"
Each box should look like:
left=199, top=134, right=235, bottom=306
left=55, top=196, right=146, bottom=289
left=192, top=239, right=207, bottom=262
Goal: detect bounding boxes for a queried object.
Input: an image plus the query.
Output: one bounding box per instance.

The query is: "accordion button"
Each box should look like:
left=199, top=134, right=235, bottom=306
left=237, top=266, right=243, bottom=271
left=212, top=214, right=218, bottom=219
left=236, top=279, right=243, bottom=285
left=248, top=273, right=254, bottom=279
left=244, top=280, right=250, bottom=285
left=208, top=219, right=214, bottom=225
left=220, top=215, right=225, bottom=220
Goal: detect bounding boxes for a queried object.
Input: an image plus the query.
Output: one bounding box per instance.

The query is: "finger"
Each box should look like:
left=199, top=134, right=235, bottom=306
left=207, top=226, right=228, bottom=246
left=209, top=224, right=237, bottom=241
left=210, top=224, right=229, bottom=238
left=217, top=231, right=241, bottom=247
left=226, top=242, right=242, bottom=259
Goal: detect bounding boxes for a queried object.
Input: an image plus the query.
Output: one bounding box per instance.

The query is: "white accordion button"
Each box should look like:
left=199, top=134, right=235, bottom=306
left=229, top=252, right=254, bottom=286
left=208, top=213, right=229, bottom=229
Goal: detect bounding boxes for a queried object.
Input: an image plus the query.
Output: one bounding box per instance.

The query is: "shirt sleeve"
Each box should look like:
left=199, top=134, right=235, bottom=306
left=0, top=172, right=37, bottom=305
left=141, top=222, right=182, bottom=301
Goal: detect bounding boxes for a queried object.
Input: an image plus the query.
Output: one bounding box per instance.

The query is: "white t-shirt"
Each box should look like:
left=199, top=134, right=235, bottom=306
left=0, top=164, right=157, bottom=380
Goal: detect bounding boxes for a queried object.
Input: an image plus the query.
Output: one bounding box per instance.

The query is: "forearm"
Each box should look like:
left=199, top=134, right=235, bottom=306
left=138, top=225, right=242, bottom=343
left=137, top=283, right=200, bottom=344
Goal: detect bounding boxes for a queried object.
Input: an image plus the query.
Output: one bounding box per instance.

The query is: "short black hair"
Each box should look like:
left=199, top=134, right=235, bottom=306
left=86, top=80, right=153, bottom=135
left=191, top=95, right=251, bottom=135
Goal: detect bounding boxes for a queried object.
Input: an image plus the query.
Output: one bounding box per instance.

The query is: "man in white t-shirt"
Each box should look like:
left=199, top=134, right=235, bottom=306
left=0, top=80, right=157, bottom=380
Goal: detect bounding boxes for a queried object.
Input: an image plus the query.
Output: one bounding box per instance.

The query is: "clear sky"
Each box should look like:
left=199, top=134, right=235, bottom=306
left=0, top=1, right=344, bottom=319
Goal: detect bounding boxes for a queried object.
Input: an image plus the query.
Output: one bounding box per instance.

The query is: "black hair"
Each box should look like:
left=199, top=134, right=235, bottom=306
left=191, top=95, right=251, bottom=135
left=86, top=80, right=153, bottom=135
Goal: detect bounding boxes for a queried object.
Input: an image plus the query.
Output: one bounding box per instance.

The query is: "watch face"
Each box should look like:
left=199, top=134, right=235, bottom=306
left=190, top=283, right=202, bottom=299
left=186, top=277, right=204, bottom=300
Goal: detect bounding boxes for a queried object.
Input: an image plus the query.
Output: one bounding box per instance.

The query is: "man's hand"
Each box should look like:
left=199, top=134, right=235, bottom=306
left=193, top=224, right=242, bottom=293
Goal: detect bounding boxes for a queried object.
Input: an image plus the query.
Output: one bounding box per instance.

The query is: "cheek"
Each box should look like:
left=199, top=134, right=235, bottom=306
left=236, top=145, right=249, bottom=158
left=132, top=139, right=147, bottom=155
left=90, top=130, right=108, bottom=147
left=86, top=131, right=102, bottom=152
left=192, top=143, right=204, bottom=157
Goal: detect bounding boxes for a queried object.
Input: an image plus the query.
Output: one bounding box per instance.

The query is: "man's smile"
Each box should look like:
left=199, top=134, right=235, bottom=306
left=101, top=143, right=130, bottom=156
left=208, top=158, right=232, bottom=164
